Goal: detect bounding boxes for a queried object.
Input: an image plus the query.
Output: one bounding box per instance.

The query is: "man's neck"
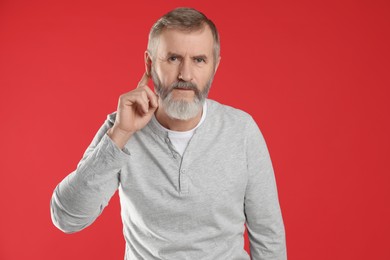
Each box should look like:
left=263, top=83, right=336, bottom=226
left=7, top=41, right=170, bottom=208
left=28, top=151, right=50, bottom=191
left=155, top=107, right=203, bottom=132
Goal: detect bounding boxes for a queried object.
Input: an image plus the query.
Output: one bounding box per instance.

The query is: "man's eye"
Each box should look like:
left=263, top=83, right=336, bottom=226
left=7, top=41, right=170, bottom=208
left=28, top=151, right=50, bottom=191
left=195, top=58, right=205, bottom=63
left=168, top=56, right=178, bottom=62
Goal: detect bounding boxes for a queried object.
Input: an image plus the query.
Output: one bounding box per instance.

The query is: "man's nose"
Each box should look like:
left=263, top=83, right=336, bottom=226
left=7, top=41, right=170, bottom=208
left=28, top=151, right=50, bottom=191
left=178, top=59, right=193, bottom=82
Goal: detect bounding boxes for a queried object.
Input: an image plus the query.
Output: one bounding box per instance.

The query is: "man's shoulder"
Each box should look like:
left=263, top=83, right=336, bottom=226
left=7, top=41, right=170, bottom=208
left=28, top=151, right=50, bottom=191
left=206, top=99, right=254, bottom=124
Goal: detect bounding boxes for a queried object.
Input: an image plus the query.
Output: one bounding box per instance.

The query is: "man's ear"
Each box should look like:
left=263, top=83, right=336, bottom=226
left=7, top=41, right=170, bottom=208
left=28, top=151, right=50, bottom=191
left=144, top=51, right=152, bottom=76
left=214, top=56, right=221, bottom=73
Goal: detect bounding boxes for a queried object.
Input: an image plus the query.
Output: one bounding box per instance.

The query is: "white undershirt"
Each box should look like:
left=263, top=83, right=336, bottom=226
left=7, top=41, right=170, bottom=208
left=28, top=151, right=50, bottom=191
left=152, top=102, right=207, bottom=156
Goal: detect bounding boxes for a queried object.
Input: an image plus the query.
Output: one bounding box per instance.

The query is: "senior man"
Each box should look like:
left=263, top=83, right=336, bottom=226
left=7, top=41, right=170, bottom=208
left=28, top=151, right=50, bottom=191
left=51, top=7, right=287, bottom=260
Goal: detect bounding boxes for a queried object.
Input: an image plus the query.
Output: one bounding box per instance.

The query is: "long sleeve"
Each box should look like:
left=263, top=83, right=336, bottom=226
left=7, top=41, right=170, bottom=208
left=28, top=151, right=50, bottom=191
left=50, top=113, right=129, bottom=233
left=244, top=118, right=287, bottom=259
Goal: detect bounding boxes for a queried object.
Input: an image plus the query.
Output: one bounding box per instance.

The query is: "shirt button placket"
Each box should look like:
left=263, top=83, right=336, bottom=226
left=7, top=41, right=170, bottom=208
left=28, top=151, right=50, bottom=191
left=179, top=168, right=188, bottom=194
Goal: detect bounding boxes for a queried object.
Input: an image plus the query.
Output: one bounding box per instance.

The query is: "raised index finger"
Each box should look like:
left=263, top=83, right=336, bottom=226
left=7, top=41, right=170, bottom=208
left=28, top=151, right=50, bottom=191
left=137, top=72, right=150, bottom=88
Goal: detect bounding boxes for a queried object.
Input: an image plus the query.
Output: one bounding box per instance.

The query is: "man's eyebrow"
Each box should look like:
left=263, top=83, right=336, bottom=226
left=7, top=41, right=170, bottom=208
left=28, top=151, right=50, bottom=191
left=192, top=55, right=208, bottom=60
left=165, top=52, right=208, bottom=60
left=166, top=52, right=183, bottom=58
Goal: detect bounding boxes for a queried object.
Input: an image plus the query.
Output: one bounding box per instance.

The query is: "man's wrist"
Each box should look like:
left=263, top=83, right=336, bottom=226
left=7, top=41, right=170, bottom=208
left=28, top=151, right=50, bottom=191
left=106, top=126, right=134, bottom=149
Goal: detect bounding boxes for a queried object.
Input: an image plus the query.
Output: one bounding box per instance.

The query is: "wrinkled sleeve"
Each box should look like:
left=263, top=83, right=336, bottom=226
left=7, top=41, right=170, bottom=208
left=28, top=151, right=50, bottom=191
left=50, top=113, right=129, bottom=233
left=244, top=117, right=287, bottom=259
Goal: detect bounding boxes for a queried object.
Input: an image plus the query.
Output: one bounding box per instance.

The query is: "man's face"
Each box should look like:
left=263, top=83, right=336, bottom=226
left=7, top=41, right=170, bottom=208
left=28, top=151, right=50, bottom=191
left=149, top=25, right=219, bottom=120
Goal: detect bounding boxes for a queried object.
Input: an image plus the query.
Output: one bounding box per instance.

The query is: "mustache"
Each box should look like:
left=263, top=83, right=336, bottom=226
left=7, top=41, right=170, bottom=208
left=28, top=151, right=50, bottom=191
left=169, top=81, right=201, bottom=97
left=171, top=81, right=198, bottom=90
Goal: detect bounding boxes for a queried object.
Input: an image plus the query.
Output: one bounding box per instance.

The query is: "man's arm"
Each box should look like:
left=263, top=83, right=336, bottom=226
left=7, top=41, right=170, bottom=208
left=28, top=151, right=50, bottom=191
left=50, top=117, right=129, bottom=233
left=244, top=118, right=287, bottom=259
left=50, top=73, right=159, bottom=233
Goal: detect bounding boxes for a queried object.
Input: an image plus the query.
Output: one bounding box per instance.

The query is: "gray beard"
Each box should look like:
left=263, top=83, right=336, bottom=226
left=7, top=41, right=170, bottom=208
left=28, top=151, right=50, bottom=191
left=151, top=68, right=214, bottom=121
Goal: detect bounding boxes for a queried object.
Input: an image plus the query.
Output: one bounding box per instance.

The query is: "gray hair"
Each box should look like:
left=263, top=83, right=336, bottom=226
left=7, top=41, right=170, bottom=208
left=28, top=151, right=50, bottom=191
left=147, top=7, right=220, bottom=63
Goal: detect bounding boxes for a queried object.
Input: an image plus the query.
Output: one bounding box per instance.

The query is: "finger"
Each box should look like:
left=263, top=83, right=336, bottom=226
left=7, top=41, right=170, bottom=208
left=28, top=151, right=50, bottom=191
left=142, top=86, right=159, bottom=108
left=137, top=91, right=150, bottom=114
left=137, top=72, right=150, bottom=88
left=121, top=92, right=149, bottom=114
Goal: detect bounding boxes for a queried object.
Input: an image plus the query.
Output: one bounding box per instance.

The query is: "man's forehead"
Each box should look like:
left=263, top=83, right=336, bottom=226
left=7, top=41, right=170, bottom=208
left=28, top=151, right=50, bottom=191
left=157, top=27, right=214, bottom=56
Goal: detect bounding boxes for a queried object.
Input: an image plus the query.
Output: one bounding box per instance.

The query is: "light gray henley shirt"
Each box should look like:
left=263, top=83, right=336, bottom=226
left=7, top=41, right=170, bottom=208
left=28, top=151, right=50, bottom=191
left=50, top=99, right=286, bottom=260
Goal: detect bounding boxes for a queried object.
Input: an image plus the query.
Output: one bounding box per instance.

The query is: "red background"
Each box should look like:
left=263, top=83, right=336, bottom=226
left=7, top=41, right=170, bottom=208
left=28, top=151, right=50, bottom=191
left=1, top=0, right=389, bottom=259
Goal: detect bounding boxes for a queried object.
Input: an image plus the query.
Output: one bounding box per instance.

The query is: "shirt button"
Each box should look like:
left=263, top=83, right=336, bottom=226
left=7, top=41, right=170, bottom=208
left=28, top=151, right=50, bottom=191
left=180, top=169, right=186, bottom=174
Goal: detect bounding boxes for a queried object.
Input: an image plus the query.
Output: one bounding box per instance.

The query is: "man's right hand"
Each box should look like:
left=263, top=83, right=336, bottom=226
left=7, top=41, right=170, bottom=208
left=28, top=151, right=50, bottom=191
left=107, top=73, right=159, bottom=149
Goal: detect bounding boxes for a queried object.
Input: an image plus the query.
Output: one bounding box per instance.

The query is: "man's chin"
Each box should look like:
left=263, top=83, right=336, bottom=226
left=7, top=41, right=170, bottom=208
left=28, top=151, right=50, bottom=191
left=162, top=98, right=203, bottom=121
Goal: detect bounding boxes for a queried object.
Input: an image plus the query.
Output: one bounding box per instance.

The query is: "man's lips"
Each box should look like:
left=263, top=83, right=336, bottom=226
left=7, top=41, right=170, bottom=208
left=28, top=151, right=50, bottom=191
left=174, top=88, right=194, bottom=91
